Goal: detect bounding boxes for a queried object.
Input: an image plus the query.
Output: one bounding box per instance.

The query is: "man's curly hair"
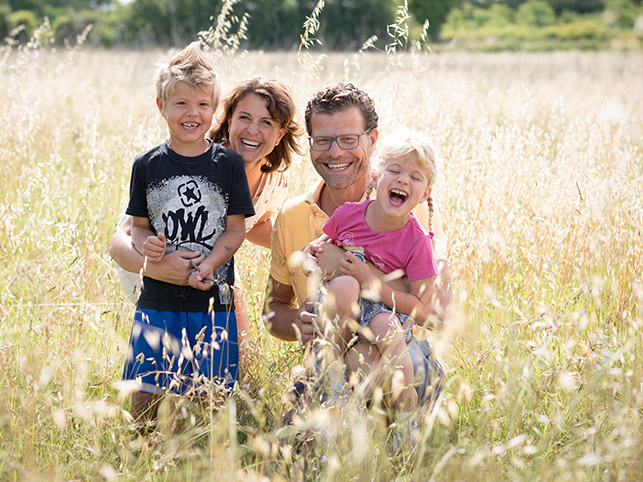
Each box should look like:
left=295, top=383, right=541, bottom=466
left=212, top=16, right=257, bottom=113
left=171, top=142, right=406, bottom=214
left=304, top=83, right=378, bottom=135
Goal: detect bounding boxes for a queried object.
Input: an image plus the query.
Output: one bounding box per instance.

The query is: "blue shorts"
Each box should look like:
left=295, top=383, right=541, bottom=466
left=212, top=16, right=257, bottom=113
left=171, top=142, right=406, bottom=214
left=122, top=308, right=238, bottom=395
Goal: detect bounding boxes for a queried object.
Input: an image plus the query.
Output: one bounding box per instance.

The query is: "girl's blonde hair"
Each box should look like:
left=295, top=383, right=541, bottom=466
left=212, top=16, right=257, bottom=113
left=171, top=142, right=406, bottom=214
left=373, top=129, right=438, bottom=233
left=156, top=41, right=221, bottom=109
left=378, top=128, right=437, bottom=187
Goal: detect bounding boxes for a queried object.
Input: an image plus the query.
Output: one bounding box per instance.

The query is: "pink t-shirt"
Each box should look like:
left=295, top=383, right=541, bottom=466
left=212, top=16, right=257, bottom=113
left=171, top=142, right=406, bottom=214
left=323, top=200, right=438, bottom=282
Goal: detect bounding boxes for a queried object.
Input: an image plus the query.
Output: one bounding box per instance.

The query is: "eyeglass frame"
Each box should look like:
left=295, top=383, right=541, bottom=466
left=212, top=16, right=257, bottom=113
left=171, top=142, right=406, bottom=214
left=307, top=128, right=372, bottom=151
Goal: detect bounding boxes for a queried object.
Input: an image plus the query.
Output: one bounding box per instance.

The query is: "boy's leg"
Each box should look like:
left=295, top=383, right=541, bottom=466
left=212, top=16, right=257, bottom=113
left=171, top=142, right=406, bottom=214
left=189, top=310, right=239, bottom=396
left=122, top=309, right=185, bottom=429
left=369, top=312, right=418, bottom=411
left=130, top=392, right=163, bottom=432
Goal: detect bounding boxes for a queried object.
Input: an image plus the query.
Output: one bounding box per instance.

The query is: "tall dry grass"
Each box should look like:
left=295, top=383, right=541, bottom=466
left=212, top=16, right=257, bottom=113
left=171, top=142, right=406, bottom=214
left=0, top=32, right=641, bottom=481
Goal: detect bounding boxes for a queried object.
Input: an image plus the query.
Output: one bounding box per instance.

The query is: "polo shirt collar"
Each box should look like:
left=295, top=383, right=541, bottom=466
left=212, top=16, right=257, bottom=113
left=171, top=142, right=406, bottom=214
left=304, top=179, right=372, bottom=216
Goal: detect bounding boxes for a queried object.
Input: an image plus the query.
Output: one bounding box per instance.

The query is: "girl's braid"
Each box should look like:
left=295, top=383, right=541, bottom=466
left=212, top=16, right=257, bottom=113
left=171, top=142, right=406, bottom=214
left=426, top=194, right=434, bottom=235
left=365, top=180, right=375, bottom=199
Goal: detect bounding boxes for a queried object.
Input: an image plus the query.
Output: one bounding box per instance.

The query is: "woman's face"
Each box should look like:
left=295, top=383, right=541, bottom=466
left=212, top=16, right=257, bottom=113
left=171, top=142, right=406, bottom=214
left=227, top=93, right=286, bottom=167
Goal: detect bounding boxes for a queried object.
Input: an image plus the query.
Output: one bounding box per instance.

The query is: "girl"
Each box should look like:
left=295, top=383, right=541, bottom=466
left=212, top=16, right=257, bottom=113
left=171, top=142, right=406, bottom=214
left=312, top=129, right=439, bottom=411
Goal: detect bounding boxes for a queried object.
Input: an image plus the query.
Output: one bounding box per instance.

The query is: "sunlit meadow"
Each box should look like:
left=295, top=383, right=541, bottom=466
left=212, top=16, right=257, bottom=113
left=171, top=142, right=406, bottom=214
left=0, top=30, right=641, bottom=481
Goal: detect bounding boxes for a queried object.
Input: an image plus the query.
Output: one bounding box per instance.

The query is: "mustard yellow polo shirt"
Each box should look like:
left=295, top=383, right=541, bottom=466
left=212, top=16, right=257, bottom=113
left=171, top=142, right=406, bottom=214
left=269, top=181, right=447, bottom=305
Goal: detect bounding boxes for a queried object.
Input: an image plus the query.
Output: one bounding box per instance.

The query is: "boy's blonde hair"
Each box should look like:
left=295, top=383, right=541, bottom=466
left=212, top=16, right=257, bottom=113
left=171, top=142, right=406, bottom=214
left=378, top=128, right=437, bottom=187
left=156, top=41, right=221, bottom=109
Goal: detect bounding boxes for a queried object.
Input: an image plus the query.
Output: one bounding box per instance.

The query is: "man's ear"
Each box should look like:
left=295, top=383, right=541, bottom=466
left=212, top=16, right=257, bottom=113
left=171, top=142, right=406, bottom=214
left=156, top=97, right=164, bottom=115
left=367, top=128, right=379, bottom=155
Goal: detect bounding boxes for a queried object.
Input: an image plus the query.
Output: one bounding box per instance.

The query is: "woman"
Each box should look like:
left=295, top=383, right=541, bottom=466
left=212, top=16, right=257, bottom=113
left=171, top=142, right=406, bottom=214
left=110, top=77, right=304, bottom=345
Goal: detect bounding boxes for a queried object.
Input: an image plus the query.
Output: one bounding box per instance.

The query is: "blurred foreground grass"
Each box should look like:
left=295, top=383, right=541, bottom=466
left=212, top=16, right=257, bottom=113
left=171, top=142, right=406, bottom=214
left=0, top=43, right=642, bottom=480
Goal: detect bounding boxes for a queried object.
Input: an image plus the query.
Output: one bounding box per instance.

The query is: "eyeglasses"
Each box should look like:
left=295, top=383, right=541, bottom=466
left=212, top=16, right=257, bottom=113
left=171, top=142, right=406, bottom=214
left=308, top=128, right=372, bottom=151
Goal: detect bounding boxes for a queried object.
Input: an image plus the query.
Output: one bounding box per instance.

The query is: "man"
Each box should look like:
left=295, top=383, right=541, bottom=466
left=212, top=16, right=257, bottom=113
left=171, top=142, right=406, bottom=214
left=265, top=83, right=452, bottom=404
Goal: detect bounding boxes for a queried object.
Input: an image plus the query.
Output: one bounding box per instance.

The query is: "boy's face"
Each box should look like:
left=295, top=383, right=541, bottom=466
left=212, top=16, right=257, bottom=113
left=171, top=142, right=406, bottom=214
left=157, top=81, right=215, bottom=157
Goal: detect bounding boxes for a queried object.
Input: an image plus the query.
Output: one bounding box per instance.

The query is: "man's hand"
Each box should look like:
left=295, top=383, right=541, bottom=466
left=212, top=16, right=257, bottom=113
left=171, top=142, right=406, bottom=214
left=143, top=232, right=166, bottom=262
left=264, top=277, right=318, bottom=344
left=294, top=300, right=318, bottom=344
left=310, top=241, right=345, bottom=279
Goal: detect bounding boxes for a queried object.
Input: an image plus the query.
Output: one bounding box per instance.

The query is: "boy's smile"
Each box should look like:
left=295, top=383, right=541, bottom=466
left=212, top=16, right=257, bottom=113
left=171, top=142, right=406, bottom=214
left=157, top=81, right=215, bottom=157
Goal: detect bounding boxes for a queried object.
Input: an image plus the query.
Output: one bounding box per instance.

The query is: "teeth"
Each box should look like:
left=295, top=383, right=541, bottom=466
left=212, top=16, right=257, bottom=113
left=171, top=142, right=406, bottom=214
left=326, top=162, right=350, bottom=170
left=182, top=123, right=198, bottom=128
left=241, top=139, right=260, bottom=148
left=390, top=189, right=408, bottom=197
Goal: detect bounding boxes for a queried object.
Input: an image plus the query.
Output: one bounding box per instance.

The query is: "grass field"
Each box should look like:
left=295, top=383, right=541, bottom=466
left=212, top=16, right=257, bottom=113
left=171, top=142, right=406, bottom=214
left=0, top=39, right=642, bottom=480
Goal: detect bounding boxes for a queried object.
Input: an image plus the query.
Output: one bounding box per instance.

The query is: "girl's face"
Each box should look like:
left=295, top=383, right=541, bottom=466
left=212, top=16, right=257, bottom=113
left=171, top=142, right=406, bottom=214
left=373, top=155, right=431, bottom=219
left=227, top=93, right=286, bottom=167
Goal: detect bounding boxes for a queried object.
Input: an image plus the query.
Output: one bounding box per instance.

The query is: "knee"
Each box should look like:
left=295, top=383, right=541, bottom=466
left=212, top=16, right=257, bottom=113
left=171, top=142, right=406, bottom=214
left=371, top=312, right=401, bottom=335
left=327, top=276, right=360, bottom=304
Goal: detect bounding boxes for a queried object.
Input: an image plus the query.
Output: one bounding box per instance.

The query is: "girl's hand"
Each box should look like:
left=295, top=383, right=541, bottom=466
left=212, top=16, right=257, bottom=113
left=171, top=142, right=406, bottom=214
left=339, top=251, right=375, bottom=285
left=143, top=233, right=167, bottom=262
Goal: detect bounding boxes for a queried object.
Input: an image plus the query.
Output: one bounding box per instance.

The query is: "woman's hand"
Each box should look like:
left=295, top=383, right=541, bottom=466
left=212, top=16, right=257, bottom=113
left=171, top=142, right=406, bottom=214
left=143, top=249, right=205, bottom=286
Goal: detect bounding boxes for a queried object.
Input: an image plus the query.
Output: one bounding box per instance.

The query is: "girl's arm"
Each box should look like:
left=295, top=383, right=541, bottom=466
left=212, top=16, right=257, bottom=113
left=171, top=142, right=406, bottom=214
left=339, top=251, right=437, bottom=326
left=245, top=211, right=272, bottom=249
left=189, top=214, right=246, bottom=291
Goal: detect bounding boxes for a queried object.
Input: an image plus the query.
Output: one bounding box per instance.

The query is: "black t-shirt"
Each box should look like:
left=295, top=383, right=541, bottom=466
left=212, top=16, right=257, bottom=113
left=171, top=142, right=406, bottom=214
left=126, top=141, right=254, bottom=312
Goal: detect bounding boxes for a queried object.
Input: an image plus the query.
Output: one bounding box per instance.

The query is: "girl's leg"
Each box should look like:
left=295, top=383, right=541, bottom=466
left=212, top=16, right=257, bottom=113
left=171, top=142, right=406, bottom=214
left=324, top=275, right=361, bottom=351
left=369, top=313, right=417, bottom=411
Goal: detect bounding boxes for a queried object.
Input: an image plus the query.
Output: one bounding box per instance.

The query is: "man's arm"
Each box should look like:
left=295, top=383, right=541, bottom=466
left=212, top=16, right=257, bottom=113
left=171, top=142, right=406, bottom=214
left=264, top=276, right=316, bottom=344
left=314, top=242, right=453, bottom=324
left=311, top=241, right=410, bottom=291
left=431, top=259, right=453, bottom=326
left=109, top=215, right=202, bottom=286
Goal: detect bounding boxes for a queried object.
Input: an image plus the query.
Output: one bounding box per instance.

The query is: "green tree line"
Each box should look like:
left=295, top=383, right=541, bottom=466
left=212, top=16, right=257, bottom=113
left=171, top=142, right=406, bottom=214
left=1, top=0, right=641, bottom=49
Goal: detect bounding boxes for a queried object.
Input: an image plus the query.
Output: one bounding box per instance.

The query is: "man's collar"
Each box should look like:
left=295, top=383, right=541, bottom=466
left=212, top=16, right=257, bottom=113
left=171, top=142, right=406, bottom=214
left=304, top=180, right=325, bottom=207
left=304, top=179, right=372, bottom=209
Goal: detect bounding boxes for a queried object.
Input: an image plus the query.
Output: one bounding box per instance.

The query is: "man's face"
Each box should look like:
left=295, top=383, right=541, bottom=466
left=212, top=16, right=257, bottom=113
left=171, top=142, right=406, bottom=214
left=309, top=107, right=376, bottom=190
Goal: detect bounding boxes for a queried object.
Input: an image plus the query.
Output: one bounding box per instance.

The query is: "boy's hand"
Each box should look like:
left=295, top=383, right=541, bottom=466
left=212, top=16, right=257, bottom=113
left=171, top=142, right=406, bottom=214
left=143, top=232, right=167, bottom=262
left=339, top=251, right=374, bottom=285
left=188, top=265, right=216, bottom=291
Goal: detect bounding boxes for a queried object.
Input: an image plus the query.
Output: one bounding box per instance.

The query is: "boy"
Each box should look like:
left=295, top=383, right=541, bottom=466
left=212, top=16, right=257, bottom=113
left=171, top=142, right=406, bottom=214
left=122, top=42, right=254, bottom=426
